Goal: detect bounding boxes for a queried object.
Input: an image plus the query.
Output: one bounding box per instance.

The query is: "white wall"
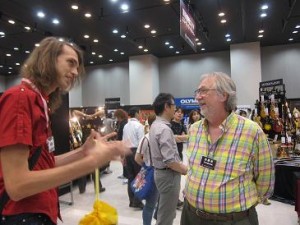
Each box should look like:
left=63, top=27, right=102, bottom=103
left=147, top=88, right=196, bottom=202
left=0, top=76, right=6, bottom=92
left=159, top=51, right=230, bottom=97
left=69, top=82, right=82, bottom=107
left=82, top=62, right=129, bottom=107
left=6, top=76, right=21, bottom=89
left=261, top=43, right=300, bottom=99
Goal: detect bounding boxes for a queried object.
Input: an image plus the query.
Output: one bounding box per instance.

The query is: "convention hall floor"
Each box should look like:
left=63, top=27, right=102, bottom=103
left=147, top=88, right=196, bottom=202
left=58, top=159, right=298, bottom=225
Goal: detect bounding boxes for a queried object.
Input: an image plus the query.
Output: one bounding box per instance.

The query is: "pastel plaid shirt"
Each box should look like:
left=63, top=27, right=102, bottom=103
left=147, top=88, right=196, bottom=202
left=184, top=112, right=275, bottom=213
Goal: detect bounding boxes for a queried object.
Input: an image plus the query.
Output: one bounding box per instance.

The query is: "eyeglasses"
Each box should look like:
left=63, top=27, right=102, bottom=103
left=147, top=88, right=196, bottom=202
left=194, top=88, right=216, bottom=97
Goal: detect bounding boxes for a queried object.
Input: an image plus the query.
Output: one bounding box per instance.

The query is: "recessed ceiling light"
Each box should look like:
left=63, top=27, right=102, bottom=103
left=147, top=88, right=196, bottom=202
left=24, top=26, right=31, bottom=30
left=8, top=71, right=12, bottom=74
left=14, top=47, right=19, bottom=51
left=197, top=42, right=202, bottom=46
left=58, top=38, right=64, bottom=42
left=260, top=13, right=267, bottom=18
left=98, top=55, right=103, bottom=58
left=258, top=34, right=264, bottom=38
left=296, top=25, right=300, bottom=29
left=6, top=53, right=11, bottom=57
left=169, top=46, right=174, bottom=49
left=84, top=34, right=90, bottom=38
left=92, top=52, right=96, bottom=55
left=90, top=61, right=94, bottom=64
left=16, top=63, right=20, bottom=66
left=221, top=19, right=227, bottom=23
left=52, top=19, right=60, bottom=24
left=201, top=48, right=206, bottom=51
left=226, top=38, right=231, bottom=42
left=261, top=5, right=268, bottom=10
left=121, top=34, right=126, bottom=38
left=37, top=11, right=45, bottom=18
left=0, top=31, right=5, bottom=36
left=111, top=0, right=118, bottom=2
left=85, top=13, right=92, bottom=18
left=138, top=45, right=143, bottom=49
left=114, top=49, right=118, bottom=52
left=165, top=41, right=170, bottom=45
left=163, top=0, right=170, bottom=2
left=71, top=5, right=79, bottom=10
left=289, top=38, right=294, bottom=41
left=35, top=43, right=40, bottom=47
left=144, top=49, right=149, bottom=52
left=175, top=51, right=180, bottom=54
left=218, top=12, right=225, bottom=17
left=112, top=29, right=119, bottom=34
left=25, top=50, right=30, bottom=54
left=225, top=33, right=230, bottom=37
left=120, top=52, right=125, bottom=55
left=8, top=20, right=15, bottom=24
left=109, top=59, right=113, bottom=62
left=0, top=65, right=3, bottom=68
left=151, top=30, right=157, bottom=34
left=144, top=24, right=150, bottom=29
left=93, top=39, right=99, bottom=43
left=120, top=3, right=129, bottom=12
left=292, top=30, right=298, bottom=34
left=195, top=38, right=199, bottom=42
left=259, top=29, right=264, bottom=33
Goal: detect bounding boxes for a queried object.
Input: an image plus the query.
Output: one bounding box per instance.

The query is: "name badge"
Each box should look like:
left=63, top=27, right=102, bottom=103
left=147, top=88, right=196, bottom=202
left=200, top=156, right=216, bottom=170
left=47, top=136, right=55, bottom=153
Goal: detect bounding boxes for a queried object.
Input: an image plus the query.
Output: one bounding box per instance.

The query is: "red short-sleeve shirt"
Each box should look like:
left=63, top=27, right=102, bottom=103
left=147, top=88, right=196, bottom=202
left=0, top=83, right=59, bottom=224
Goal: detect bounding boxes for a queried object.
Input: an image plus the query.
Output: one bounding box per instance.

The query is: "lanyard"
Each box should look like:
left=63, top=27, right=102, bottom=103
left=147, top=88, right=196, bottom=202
left=21, top=78, right=49, bottom=127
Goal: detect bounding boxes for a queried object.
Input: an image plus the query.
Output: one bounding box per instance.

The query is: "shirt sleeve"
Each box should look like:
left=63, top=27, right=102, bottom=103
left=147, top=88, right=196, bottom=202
left=253, top=128, right=275, bottom=199
left=158, top=127, right=178, bottom=164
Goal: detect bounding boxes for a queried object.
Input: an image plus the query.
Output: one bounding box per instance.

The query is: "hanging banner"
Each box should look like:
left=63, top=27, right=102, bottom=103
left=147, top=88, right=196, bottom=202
left=180, top=0, right=197, bottom=52
left=175, top=97, right=199, bottom=110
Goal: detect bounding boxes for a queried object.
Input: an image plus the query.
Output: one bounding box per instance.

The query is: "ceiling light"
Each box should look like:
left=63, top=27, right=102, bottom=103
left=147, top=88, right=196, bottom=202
left=112, top=29, right=118, bottom=34
left=163, top=0, right=170, bottom=2
left=261, top=5, right=268, bottom=10
left=169, top=46, right=174, bottom=49
left=201, top=48, right=205, bottom=51
left=37, top=11, right=45, bottom=18
left=260, top=13, right=267, bottom=18
left=195, top=38, right=199, bottom=42
left=0, top=65, right=3, bottom=68
left=8, top=67, right=13, bottom=70
left=197, top=42, right=202, bottom=46
left=259, top=29, right=264, bottom=33
left=24, top=26, right=31, bottom=30
left=35, top=43, right=40, bottom=47
left=6, top=53, right=11, bottom=57
left=52, top=19, right=60, bottom=24
left=8, top=72, right=12, bottom=74
left=144, top=24, right=150, bottom=29
left=120, top=52, right=125, bottom=55
left=111, top=0, right=118, bottom=2
left=114, top=49, right=118, bottom=52
left=8, top=20, right=15, bottom=24
left=292, top=30, right=298, bottom=34
left=93, top=39, right=99, bottom=43
left=71, top=5, right=79, bottom=10
left=165, top=41, right=170, bottom=45
left=0, top=31, right=5, bottom=36
left=98, top=55, right=103, bottom=58
left=221, top=19, right=227, bottom=23
left=289, top=38, right=294, bottom=41
left=144, top=49, right=149, bottom=52
left=138, top=45, right=143, bottom=49
left=16, top=63, right=20, bottom=66
left=109, top=59, right=113, bottom=62
left=90, top=61, right=94, bottom=64
left=14, top=47, right=19, bottom=51
left=175, top=51, right=180, bottom=54
left=120, top=4, right=129, bottom=12
left=226, top=38, right=231, bottom=42
left=296, top=25, right=300, bottom=29
left=92, top=52, right=96, bottom=55
left=25, top=50, right=30, bottom=54
left=121, top=34, right=126, bottom=38
left=218, top=12, right=225, bottom=17
left=151, top=30, right=157, bottom=34
left=84, top=34, right=90, bottom=38
left=225, top=33, right=231, bottom=37
left=258, top=34, right=263, bottom=38
left=85, top=13, right=92, bottom=18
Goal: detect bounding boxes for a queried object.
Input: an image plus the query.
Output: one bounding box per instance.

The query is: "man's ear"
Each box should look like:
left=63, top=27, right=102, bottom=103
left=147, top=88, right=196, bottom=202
left=219, top=92, right=228, bottom=102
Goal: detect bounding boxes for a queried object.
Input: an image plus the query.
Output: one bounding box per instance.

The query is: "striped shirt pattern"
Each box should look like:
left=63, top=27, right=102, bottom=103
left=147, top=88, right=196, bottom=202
left=185, top=112, right=275, bottom=213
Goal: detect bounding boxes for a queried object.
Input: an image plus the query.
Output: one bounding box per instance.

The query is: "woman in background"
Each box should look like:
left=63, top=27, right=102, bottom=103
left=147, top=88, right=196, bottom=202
left=187, top=109, right=201, bottom=131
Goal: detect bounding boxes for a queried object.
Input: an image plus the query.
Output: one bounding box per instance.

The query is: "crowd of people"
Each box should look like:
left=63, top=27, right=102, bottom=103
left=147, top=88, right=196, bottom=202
left=0, top=37, right=274, bottom=225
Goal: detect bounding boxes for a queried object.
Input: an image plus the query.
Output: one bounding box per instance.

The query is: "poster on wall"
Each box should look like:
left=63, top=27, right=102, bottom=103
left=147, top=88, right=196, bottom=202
left=180, top=0, right=197, bottom=52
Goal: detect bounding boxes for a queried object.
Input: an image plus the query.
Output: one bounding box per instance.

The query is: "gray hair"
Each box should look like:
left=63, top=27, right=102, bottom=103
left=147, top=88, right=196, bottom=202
left=199, top=72, right=237, bottom=112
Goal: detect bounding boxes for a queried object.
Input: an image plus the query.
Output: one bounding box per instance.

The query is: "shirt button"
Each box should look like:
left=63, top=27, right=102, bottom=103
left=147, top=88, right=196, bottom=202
left=21, top=88, right=24, bottom=91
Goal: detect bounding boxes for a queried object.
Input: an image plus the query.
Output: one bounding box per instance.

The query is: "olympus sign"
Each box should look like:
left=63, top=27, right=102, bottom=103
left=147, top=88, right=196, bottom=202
left=180, top=99, right=198, bottom=105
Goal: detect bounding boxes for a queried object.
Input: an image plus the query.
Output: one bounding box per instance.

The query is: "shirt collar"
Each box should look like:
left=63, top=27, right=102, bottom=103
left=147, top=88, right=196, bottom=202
left=202, top=112, right=235, bottom=132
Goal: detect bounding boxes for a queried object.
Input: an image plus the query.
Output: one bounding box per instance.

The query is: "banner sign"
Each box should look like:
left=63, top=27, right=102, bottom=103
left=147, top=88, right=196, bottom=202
left=180, top=0, right=197, bottom=52
left=175, top=97, right=199, bottom=110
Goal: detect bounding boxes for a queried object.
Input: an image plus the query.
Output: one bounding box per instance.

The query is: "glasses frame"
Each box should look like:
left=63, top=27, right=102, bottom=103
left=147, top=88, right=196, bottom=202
left=194, top=88, right=216, bottom=97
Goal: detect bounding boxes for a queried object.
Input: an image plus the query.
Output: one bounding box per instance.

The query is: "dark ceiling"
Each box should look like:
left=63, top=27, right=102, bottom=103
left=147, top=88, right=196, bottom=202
left=0, top=0, right=299, bottom=76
